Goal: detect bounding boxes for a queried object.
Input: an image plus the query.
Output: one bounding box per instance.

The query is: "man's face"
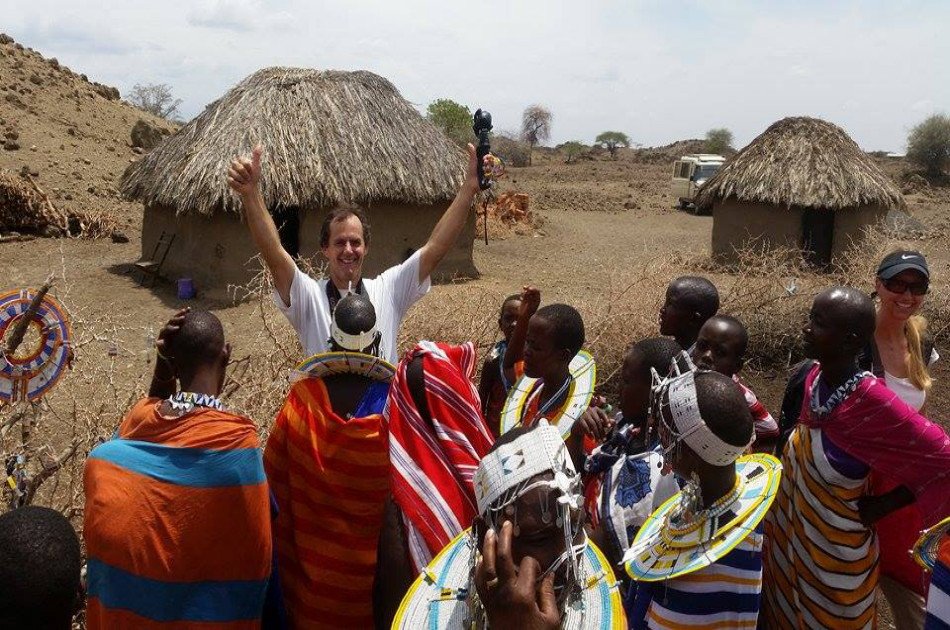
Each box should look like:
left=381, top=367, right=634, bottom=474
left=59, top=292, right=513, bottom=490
left=499, top=299, right=522, bottom=344
left=659, top=285, right=692, bottom=337
left=523, top=316, right=564, bottom=378
left=502, top=473, right=582, bottom=594
left=692, top=320, right=743, bottom=377
left=322, top=215, right=366, bottom=285
left=619, top=351, right=650, bottom=425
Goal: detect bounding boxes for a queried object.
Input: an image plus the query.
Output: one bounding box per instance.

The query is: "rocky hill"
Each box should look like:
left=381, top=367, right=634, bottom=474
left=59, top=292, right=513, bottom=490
left=0, top=33, right=176, bottom=238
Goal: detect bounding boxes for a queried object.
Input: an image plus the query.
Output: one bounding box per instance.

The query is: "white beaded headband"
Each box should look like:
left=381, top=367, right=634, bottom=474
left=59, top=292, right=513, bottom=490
left=474, top=422, right=577, bottom=515
left=653, top=355, right=753, bottom=466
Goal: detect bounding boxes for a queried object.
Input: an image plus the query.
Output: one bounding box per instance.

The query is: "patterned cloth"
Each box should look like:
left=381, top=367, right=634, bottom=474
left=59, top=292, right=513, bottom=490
left=630, top=531, right=764, bottom=629
left=926, top=534, right=950, bottom=629
left=764, top=364, right=950, bottom=628
left=263, top=377, right=390, bottom=629
left=386, top=341, right=494, bottom=573
left=733, top=375, right=779, bottom=450
left=84, top=397, right=271, bottom=629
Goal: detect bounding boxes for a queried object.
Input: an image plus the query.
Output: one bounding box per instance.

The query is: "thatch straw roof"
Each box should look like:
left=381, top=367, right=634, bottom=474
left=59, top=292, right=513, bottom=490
left=121, top=67, right=464, bottom=216
left=696, top=117, right=904, bottom=212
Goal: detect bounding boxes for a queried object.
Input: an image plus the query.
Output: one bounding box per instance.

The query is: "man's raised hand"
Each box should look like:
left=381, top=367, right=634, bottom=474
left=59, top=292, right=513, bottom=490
left=227, top=145, right=263, bottom=198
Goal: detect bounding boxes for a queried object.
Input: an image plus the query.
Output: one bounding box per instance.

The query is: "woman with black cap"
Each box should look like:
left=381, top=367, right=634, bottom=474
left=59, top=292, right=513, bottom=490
left=865, top=249, right=938, bottom=629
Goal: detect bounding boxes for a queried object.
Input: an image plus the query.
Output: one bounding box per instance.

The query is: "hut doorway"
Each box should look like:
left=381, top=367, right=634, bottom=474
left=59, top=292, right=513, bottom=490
left=801, top=208, right=834, bottom=267
left=272, top=206, right=301, bottom=258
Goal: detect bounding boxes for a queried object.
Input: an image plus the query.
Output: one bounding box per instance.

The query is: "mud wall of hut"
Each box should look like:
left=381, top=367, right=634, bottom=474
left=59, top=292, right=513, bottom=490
left=711, top=200, right=887, bottom=264
left=141, top=202, right=478, bottom=297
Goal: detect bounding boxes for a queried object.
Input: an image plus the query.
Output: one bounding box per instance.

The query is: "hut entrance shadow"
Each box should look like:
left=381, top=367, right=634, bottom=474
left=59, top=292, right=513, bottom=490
left=801, top=208, right=834, bottom=267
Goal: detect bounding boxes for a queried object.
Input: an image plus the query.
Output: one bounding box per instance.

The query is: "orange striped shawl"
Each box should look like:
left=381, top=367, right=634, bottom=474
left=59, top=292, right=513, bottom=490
left=83, top=398, right=271, bottom=630
left=263, top=377, right=390, bottom=629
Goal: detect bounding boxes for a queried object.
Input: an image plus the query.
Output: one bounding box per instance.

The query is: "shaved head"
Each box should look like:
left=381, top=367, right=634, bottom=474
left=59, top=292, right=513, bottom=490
left=334, top=293, right=377, bottom=335
left=818, top=286, right=876, bottom=345
left=167, top=311, right=225, bottom=384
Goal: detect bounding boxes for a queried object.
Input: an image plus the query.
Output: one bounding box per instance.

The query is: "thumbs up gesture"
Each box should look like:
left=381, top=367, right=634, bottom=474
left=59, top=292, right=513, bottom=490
left=227, top=145, right=263, bottom=198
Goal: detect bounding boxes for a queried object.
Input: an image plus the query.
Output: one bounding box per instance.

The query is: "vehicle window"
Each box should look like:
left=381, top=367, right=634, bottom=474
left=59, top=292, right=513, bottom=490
left=672, top=162, right=681, bottom=177
left=692, top=164, right=721, bottom=180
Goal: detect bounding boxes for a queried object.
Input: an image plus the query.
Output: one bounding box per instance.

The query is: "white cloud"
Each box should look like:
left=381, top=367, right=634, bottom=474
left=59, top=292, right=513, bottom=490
left=1, top=0, right=947, bottom=152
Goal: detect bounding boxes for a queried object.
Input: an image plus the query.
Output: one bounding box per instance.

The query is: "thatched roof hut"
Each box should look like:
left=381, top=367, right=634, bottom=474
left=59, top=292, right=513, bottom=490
left=121, top=67, right=475, bottom=293
left=697, top=116, right=904, bottom=266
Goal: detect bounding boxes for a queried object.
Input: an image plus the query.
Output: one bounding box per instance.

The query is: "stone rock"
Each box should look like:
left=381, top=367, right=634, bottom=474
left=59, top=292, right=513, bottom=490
left=3, top=130, right=17, bottom=140
left=91, top=82, right=120, bottom=101
left=3, top=139, right=19, bottom=150
left=28, top=73, right=42, bottom=86
left=110, top=230, right=130, bottom=243
left=130, top=119, right=166, bottom=150
left=132, top=146, right=145, bottom=155
left=624, top=200, right=640, bottom=210
left=0, top=34, right=13, bottom=45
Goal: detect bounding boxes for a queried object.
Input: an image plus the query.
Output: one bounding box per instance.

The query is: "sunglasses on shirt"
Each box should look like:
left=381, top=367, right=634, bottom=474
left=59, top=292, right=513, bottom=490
left=881, top=277, right=929, bottom=296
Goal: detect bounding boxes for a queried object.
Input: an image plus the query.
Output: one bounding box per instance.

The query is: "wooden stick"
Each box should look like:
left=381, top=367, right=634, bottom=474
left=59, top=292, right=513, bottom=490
left=5, top=277, right=53, bottom=355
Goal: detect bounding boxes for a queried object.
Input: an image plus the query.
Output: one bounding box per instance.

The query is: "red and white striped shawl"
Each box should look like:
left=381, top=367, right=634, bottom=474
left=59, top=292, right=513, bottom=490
left=385, top=341, right=495, bottom=573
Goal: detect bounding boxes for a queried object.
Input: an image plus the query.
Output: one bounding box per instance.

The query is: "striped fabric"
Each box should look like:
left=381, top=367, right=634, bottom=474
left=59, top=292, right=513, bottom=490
left=263, top=376, right=390, bottom=629
left=762, top=425, right=878, bottom=629
left=631, top=531, right=764, bottom=629
left=386, top=341, right=494, bottom=573
left=926, top=535, right=950, bottom=630
left=733, top=375, right=779, bottom=449
left=83, top=398, right=272, bottom=630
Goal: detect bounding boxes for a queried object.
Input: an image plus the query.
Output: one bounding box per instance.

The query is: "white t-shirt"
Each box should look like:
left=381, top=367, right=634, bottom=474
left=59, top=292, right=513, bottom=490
left=883, top=347, right=940, bottom=412
left=272, top=250, right=431, bottom=364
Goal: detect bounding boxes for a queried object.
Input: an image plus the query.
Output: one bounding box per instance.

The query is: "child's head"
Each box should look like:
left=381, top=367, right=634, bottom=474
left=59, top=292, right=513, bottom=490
left=524, top=304, right=584, bottom=379
left=0, top=506, right=82, bottom=630
left=498, top=294, right=523, bottom=343
left=803, top=287, right=876, bottom=365
left=659, top=276, right=720, bottom=345
left=691, top=315, right=748, bottom=377
left=655, top=370, right=753, bottom=479
left=330, top=292, right=380, bottom=354
left=620, top=337, right=682, bottom=425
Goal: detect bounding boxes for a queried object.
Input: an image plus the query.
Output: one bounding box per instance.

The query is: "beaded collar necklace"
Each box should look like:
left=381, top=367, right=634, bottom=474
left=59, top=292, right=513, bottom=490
left=167, top=391, right=225, bottom=413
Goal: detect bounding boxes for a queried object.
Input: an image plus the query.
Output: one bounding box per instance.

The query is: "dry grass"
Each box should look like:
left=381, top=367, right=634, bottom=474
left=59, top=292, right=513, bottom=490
left=697, top=117, right=905, bottom=212
left=120, top=67, right=465, bottom=216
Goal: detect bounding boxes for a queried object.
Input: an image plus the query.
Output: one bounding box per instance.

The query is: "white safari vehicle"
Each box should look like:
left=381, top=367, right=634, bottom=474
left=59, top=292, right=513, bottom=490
left=671, top=154, right=725, bottom=213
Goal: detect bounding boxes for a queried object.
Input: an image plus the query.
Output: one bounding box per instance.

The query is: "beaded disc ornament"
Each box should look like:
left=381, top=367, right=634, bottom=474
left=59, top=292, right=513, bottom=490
left=624, top=453, right=782, bottom=582
left=499, top=350, right=596, bottom=439
left=291, top=351, right=395, bottom=384
left=0, top=288, right=72, bottom=404
left=912, top=515, right=950, bottom=571
left=392, top=528, right=625, bottom=629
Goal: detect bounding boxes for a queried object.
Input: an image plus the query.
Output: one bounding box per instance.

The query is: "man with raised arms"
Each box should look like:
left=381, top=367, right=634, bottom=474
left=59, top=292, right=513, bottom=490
left=227, top=144, right=481, bottom=363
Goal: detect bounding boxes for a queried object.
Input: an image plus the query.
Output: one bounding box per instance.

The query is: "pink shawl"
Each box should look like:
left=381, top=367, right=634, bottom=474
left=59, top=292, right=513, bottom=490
left=801, top=363, right=950, bottom=527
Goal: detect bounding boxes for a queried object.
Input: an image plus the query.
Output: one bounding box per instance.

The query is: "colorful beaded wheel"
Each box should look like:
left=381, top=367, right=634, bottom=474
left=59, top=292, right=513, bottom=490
left=912, top=515, right=950, bottom=571
left=0, top=288, right=72, bottom=403
left=292, top=351, right=395, bottom=384
left=624, top=453, right=782, bottom=582
left=499, top=350, right=596, bottom=439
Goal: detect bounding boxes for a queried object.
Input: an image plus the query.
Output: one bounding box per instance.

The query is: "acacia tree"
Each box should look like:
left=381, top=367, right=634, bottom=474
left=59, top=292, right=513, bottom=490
left=705, top=128, right=733, bottom=154
left=426, top=99, right=473, bottom=147
left=127, top=83, right=182, bottom=120
left=560, top=141, right=587, bottom=164
left=907, top=114, right=950, bottom=178
left=521, top=105, right=552, bottom=166
left=595, top=131, right=631, bottom=159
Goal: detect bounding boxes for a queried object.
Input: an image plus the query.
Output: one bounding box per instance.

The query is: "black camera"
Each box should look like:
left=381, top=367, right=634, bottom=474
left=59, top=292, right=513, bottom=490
left=473, top=109, right=493, bottom=190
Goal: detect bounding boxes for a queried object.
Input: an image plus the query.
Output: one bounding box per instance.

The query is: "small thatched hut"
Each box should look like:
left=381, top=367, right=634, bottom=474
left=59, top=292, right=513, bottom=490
left=697, top=117, right=904, bottom=266
left=121, top=67, right=475, bottom=292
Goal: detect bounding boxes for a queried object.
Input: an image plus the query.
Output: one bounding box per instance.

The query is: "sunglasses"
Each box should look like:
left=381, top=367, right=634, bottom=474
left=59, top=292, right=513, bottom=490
left=881, top=277, right=929, bottom=296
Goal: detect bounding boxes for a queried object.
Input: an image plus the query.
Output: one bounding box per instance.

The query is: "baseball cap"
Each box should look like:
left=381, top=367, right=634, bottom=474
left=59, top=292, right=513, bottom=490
left=877, top=250, right=930, bottom=281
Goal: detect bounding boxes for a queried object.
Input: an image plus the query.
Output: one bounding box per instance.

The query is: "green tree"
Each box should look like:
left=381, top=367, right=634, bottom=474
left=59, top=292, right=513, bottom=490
left=426, top=99, right=473, bottom=147
left=594, top=131, right=631, bottom=159
left=705, top=128, right=733, bottom=154
left=521, top=105, right=552, bottom=166
left=559, top=141, right=587, bottom=164
left=907, top=114, right=950, bottom=178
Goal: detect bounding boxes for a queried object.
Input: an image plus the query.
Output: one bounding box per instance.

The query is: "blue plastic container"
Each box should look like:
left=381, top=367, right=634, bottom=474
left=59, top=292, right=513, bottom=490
left=177, top=278, right=195, bottom=300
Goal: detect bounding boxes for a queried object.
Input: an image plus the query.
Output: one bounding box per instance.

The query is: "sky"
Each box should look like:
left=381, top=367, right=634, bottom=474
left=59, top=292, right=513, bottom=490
left=3, top=0, right=948, bottom=152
